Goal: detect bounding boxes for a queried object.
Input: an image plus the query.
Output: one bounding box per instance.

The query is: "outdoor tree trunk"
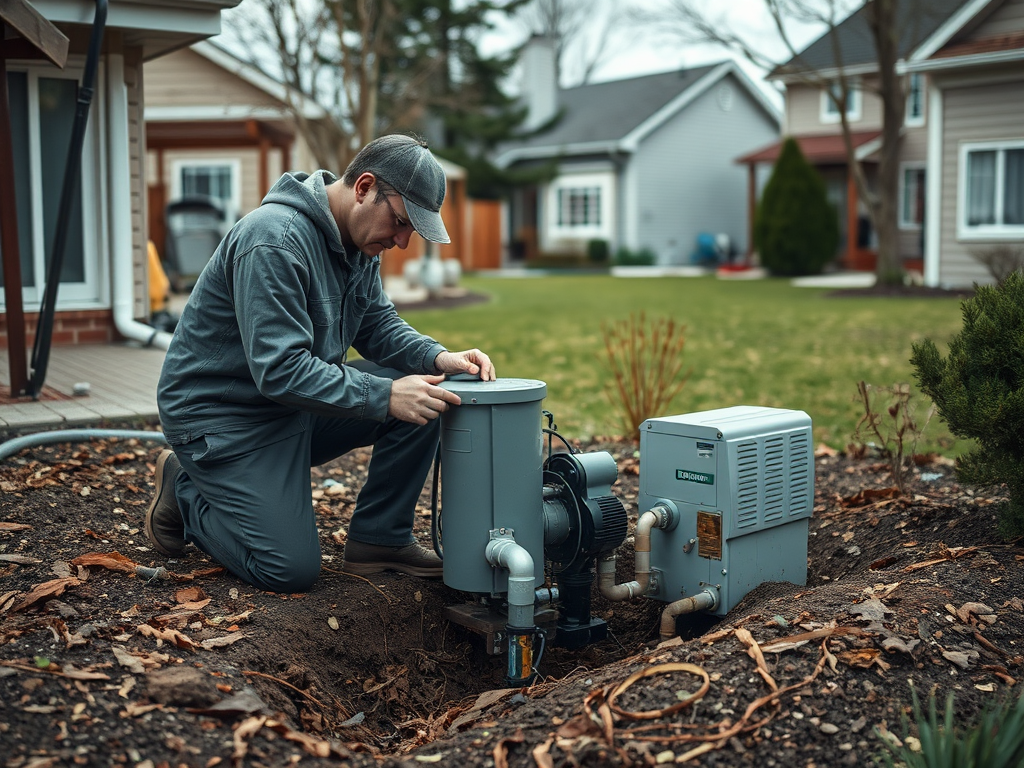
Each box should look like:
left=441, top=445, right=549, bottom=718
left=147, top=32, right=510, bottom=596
left=866, top=0, right=905, bottom=285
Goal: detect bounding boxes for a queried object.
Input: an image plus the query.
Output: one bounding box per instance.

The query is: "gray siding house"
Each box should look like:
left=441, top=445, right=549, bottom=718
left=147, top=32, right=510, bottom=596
left=741, top=0, right=1024, bottom=286
left=915, top=0, right=1024, bottom=286
left=494, top=39, right=781, bottom=266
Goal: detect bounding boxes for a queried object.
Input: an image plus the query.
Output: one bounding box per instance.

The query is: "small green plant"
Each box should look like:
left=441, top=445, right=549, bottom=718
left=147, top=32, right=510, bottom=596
left=601, top=313, right=690, bottom=439
left=613, top=246, right=656, bottom=266
left=911, top=271, right=1024, bottom=537
left=876, top=686, right=1024, bottom=768
left=754, top=137, right=838, bottom=276
left=852, top=381, right=935, bottom=495
left=969, top=244, right=1024, bottom=286
left=587, top=239, right=610, bottom=264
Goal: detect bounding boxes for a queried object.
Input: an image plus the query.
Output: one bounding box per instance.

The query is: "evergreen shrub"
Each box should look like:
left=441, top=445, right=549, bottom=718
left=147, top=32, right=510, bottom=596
left=754, top=137, right=838, bottom=276
left=587, top=239, right=610, bottom=264
left=910, top=272, right=1024, bottom=537
left=613, top=247, right=656, bottom=266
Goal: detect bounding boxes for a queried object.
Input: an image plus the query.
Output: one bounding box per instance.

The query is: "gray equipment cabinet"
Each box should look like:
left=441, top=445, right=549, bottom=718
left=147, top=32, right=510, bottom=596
left=640, top=406, right=813, bottom=615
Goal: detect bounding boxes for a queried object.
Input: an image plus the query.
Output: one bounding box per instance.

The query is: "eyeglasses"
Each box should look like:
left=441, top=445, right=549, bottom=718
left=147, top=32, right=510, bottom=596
left=383, top=196, right=414, bottom=234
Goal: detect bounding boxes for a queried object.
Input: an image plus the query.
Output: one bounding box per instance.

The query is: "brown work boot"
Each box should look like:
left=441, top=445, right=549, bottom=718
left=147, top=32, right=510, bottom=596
left=342, top=540, right=443, bottom=578
left=145, top=449, right=187, bottom=557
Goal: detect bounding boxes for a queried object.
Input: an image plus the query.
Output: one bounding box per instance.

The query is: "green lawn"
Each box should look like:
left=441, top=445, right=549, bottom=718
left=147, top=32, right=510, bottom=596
left=400, top=274, right=967, bottom=454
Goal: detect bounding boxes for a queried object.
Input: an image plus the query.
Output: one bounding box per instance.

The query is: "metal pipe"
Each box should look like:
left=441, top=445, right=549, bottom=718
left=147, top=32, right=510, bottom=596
left=535, top=586, right=559, bottom=604
left=0, top=430, right=167, bottom=461
left=660, top=588, right=720, bottom=640
left=598, top=503, right=675, bottom=601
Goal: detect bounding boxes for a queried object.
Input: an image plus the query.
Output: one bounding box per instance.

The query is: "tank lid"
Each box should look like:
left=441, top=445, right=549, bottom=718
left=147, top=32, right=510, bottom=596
left=440, top=377, right=547, bottom=405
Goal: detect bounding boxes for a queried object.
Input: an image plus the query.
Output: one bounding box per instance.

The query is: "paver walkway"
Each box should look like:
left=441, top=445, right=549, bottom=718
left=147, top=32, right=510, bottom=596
left=0, top=343, right=165, bottom=434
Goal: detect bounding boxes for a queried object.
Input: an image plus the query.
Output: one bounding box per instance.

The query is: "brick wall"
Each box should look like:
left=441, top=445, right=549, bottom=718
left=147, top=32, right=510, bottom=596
left=0, top=310, right=117, bottom=349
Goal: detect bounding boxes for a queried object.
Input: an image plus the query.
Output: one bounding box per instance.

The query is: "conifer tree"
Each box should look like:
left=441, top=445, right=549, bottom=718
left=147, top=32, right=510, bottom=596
left=911, top=272, right=1024, bottom=538
left=754, top=137, right=838, bottom=276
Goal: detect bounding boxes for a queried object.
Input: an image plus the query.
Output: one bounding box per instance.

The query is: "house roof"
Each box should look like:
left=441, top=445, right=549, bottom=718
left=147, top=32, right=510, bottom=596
left=495, top=60, right=780, bottom=168
left=773, top=0, right=972, bottom=78
left=31, top=0, right=242, bottom=60
left=736, top=131, right=882, bottom=165
left=188, top=41, right=327, bottom=120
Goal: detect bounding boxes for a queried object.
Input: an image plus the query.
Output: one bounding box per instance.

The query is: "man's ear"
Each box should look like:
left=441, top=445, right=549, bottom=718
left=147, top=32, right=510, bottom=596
left=353, top=172, right=376, bottom=203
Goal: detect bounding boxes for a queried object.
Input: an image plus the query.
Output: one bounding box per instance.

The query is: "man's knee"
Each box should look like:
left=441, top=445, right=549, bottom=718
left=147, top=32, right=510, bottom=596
left=249, top=547, right=321, bottom=593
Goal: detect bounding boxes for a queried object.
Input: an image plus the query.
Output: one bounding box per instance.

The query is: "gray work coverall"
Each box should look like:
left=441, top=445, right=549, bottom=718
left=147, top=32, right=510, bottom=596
left=157, top=171, right=446, bottom=592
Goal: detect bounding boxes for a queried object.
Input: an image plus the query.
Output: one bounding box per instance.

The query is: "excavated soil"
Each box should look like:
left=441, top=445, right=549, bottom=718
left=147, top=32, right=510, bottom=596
left=0, top=424, right=1021, bottom=768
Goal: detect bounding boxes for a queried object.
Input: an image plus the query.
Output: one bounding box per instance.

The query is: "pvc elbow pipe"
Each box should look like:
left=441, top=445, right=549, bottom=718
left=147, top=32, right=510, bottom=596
left=659, top=588, right=720, bottom=640
left=597, top=504, right=675, bottom=601
left=485, top=537, right=536, bottom=630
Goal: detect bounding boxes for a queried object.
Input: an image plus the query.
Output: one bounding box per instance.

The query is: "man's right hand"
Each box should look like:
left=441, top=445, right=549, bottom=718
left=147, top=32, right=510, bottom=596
left=388, top=374, right=462, bottom=425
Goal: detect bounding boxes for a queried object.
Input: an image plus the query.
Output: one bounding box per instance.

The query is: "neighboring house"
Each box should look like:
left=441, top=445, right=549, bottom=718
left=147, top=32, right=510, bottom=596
left=738, top=0, right=1024, bottom=286
left=0, top=0, right=239, bottom=355
left=143, top=42, right=473, bottom=281
left=143, top=41, right=323, bottom=256
left=494, top=37, right=781, bottom=266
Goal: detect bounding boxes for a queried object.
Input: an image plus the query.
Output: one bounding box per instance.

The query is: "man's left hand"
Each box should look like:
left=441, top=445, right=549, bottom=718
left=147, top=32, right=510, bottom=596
left=434, top=349, right=496, bottom=381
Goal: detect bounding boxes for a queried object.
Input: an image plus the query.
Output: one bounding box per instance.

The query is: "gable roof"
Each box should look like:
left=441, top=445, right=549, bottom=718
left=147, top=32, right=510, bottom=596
left=773, top=0, right=973, bottom=79
left=190, top=40, right=327, bottom=120
left=495, top=60, right=780, bottom=168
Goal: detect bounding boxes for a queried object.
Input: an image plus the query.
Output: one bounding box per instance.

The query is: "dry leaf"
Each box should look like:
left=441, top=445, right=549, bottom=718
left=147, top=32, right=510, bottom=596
left=11, top=577, right=80, bottom=613
left=71, top=552, right=137, bottom=574
left=0, top=554, right=42, bottom=565
left=0, top=522, right=32, bottom=531
left=200, top=634, right=246, bottom=650
left=175, top=587, right=208, bottom=604
left=122, top=702, right=162, bottom=717
left=111, top=646, right=146, bottom=674
left=136, top=624, right=198, bottom=652
left=232, top=715, right=267, bottom=763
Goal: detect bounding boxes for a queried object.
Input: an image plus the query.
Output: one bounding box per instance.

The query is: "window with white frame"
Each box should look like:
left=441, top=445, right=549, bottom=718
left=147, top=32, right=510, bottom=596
left=900, top=164, right=926, bottom=228
left=960, top=141, right=1024, bottom=236
left=557, top=187, right=601, bottom=227
left=0, top=67, right=102, bottom=307
left=820, top=81, right=861, bottom=124
left=905, top=73, right=925, bottom=126
left=171, top=159, right=241, bottom=217
left=546, top=172, right=614, bottom=241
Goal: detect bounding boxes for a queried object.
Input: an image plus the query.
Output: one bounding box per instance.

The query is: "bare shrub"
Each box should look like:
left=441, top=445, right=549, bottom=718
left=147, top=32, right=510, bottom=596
left=970, top=245, right=1024, bottom=285
left=602, top=313, right=690, bottom=440
left=852, top=381, right=935, bottom=495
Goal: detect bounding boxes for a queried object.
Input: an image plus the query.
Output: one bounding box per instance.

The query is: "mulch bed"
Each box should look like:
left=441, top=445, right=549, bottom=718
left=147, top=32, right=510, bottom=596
left=0, top=427, right=1021, bottom=767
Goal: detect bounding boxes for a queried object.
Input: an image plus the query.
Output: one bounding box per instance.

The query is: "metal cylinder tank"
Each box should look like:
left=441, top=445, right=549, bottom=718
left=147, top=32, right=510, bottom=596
left=437, top=378, right=547, bottom=594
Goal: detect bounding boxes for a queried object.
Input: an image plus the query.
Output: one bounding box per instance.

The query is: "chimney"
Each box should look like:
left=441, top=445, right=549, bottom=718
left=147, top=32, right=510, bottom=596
left=520, top=35, right=558, bottom=131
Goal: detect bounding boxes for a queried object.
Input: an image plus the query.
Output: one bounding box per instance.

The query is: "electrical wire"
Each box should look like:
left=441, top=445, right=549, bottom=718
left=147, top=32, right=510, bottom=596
left=429, top=443, right=443, bottom=560
left=542, top=428, right=577, bottom=455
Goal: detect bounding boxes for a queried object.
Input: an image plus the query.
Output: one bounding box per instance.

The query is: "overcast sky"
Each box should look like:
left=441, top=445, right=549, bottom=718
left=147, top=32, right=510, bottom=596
left=478, top=0, right=857, bottom=105
left=219, top=0, right=856, bottom=108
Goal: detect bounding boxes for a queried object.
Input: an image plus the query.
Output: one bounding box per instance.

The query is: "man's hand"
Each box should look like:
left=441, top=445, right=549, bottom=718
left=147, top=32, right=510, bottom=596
left=389, top=374, right=462, bottom=425
left=434, top=349, right=497, bottom=381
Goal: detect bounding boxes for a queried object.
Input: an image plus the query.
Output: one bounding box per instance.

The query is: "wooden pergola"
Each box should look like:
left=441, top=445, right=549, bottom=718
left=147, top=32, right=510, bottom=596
left=146, top=118, right=294, bottom=252
left=0, top=0, right=69, bottom=396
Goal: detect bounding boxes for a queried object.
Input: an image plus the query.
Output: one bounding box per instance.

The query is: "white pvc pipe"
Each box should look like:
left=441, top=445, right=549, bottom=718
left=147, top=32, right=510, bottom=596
left=106, top=53, right=172, bottom=350
left=485, top=536, right=536, bottom=630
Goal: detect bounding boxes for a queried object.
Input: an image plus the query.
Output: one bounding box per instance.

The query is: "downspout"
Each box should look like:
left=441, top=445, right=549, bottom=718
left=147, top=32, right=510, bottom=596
left=598, top=503, right=676, bottom=601
left=106, top=53, right=172, bottom=349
